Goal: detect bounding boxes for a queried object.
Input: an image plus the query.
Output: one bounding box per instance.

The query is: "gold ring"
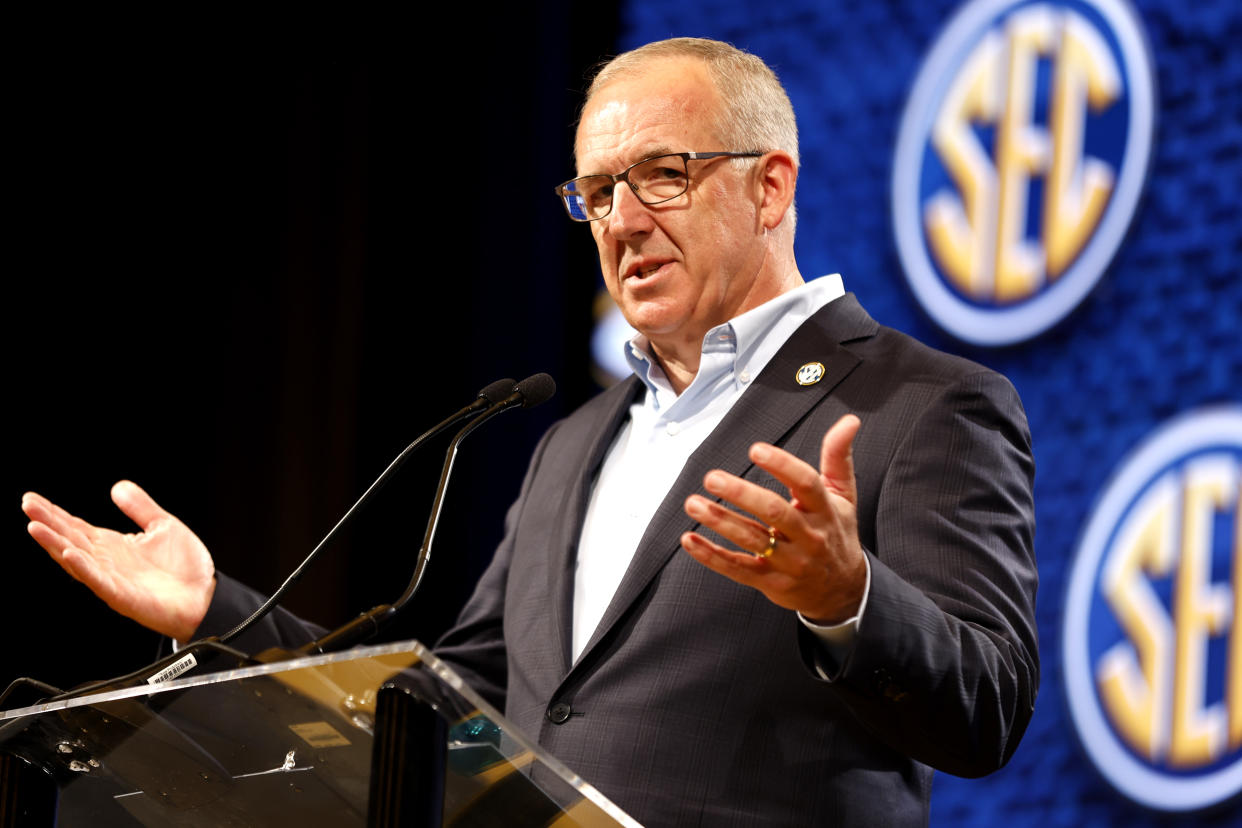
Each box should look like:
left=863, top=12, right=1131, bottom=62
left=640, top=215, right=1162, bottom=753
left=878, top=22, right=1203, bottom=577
left=759, top=526, right=778, bottom=558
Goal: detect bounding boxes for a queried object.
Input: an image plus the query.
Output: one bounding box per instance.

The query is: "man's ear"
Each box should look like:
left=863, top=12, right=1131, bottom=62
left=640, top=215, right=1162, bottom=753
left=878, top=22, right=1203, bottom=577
left=755, top=150, right=797, bottom=231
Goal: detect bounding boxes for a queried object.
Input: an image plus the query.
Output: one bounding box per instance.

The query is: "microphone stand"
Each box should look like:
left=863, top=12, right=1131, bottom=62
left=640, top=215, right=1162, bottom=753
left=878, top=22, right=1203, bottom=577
left=218, top=378, right=517, bottom=648
left=295, top=373, right=556, bottom=656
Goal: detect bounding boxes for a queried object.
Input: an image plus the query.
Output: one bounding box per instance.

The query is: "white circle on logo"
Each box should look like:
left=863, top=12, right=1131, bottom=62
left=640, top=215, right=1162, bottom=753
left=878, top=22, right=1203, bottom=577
left=892, top=0, right=1156, bottom=346
left=1063, top=406, right=1242, bottom=812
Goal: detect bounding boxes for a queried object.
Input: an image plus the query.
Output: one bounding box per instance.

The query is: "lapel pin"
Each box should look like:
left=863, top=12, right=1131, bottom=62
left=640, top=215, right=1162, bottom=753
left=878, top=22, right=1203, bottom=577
left=795, top=362, right=825, bottom=386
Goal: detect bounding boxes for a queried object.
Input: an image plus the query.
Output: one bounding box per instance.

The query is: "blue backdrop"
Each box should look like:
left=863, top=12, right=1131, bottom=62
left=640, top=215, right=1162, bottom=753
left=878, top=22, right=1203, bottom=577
left=609, top=0, right=1241, bottom=823
left=3, top=3, right=1237, bottom=823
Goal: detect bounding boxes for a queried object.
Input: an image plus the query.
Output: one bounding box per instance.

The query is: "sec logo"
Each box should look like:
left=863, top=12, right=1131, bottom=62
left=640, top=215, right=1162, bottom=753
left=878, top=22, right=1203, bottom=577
left=1063, top=407, right=1242, bottom=813
left=892, top=0, right=1155, bottom=345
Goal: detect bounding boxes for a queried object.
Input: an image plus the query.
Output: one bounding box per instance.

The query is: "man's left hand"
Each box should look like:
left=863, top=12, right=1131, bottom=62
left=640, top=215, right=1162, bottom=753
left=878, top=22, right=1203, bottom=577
left=681, top=414, right=867, bottom=624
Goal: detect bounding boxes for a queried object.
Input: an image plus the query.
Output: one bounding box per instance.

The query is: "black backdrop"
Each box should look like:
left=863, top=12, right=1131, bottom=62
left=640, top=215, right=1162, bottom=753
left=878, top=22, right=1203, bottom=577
left=4, top=10, right=620, bottom=695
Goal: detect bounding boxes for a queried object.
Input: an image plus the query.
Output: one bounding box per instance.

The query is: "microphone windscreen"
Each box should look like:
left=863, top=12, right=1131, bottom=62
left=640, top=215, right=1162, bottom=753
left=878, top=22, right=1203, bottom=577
left=515, top=373, right=556, bottom=408
left=478, top=377, right=517, bottom=405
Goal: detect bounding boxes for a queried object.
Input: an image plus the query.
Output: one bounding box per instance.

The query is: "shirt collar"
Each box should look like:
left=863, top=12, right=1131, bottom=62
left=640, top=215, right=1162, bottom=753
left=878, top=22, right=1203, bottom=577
left=623, top=274, right=845, bottom=409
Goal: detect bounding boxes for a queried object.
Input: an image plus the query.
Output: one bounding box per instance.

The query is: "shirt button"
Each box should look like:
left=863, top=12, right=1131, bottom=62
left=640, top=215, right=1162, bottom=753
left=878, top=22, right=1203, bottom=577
left=546, top=702, right=573, bottom=724
left=739, top=370, right=751, bottom=384
left=666, top=421, right=681, bottom=436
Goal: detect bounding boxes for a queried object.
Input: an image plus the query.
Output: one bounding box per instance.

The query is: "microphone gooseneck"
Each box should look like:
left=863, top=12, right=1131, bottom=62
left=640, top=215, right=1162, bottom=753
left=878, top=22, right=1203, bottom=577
left=219, top=378, right=517, bottom=647
left=394, top=373, right=557, bottom=612
left=301, top=374, right=557, bottom=655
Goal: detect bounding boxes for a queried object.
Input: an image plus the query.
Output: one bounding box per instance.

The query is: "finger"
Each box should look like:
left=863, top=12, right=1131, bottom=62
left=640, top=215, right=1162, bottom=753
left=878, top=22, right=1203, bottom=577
left=680, top=530, right=773, bottom=583
left=59, top=546, right=121, bottom=606
left=701, top=468, right=803, bottom=533
left=684, top=494, right=773, bottom=556
left=22, top=492, right=98, bottom=551
left=697, top=470, right=830, bottom=564
left=740, top=444, right=836, bottom=521
left=27, top=520, right=113, bottom=598
left=27, top=519, right=74, bottom=561
left=820, top=414, right=861, bottom=503
left=110, top=480, right=168, bottom=531
left=59, top=544, right=105, bottom=586
left=23, top=491, right=87, bottom=535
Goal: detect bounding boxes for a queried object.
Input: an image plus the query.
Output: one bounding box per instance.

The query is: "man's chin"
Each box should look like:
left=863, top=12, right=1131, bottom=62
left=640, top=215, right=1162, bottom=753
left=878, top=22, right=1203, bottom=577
left=623, top=310, right=684, bottom=341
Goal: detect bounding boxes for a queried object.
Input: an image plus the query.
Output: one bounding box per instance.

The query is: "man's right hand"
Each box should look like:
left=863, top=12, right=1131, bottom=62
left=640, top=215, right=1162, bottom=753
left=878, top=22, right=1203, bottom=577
left=21, top=481, right=216, bottom=642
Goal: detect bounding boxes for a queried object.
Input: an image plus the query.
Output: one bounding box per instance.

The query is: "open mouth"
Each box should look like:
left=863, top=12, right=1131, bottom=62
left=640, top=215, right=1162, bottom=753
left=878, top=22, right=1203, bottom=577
left=626, top=261, right=672, bottom=282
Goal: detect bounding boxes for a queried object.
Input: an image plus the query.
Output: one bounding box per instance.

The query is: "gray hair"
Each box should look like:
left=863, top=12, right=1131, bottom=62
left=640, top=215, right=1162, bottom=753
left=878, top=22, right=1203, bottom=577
left=584, top=38, right=799, bottom=232
left=585, top=37, right=800, bottom=168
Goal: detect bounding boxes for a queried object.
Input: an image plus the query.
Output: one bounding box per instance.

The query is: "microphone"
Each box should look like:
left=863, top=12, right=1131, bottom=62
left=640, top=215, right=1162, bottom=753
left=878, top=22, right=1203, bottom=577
left=299, top=373, right=556, bottom=655
left=472, top=377, right=523, bottom=409
left=457, top=372, right=556, bottom=425
left=217, top=377, right=517, bottom=647
left=502, top=372, right=557, bottom=409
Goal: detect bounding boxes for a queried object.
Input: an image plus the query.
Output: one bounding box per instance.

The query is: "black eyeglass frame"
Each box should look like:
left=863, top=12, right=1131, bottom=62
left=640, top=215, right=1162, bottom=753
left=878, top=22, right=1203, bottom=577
left=554, top=151, right=766, bottom=222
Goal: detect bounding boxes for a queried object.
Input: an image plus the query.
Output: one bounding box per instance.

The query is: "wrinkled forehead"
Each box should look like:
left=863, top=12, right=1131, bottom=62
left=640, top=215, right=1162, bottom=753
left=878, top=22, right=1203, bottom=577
left=574, top=59, right=722, bottom=175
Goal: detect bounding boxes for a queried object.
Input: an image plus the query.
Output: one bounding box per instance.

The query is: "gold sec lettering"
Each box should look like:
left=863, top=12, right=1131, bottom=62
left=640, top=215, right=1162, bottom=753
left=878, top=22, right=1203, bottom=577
left=1096, top=456, right=1241, bottom=766
left=925, top=32, right=1003, bottom=296
left=1170, top=457, right=1234, bottom=766
left=994, top=6, right=1055, bottom=301
left=923, top=4, right=1120, bottom=302
left=1044, top=12, right=1120, bottom=278
left=1097, top=474, right=1177, bottom=760
left=1231, top=477, right=1242, bottom=750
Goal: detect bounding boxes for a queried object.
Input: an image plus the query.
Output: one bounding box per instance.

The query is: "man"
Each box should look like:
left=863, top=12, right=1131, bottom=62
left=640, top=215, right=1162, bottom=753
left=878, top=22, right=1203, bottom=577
left=22, top=38, right=1037, bottom=826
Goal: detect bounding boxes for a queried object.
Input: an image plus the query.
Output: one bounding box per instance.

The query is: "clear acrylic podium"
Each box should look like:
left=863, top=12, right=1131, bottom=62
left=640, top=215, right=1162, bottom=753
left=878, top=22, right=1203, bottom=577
left=0, top=641, right=640, bottom=827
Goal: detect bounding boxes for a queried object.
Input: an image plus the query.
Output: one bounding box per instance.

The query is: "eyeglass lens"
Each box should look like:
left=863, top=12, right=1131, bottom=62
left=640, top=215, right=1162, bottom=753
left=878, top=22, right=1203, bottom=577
left=562, top=155, right=689, bottom=221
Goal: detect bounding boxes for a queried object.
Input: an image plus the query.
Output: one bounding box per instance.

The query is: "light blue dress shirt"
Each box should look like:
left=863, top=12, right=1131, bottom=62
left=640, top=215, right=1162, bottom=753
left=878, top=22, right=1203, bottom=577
left=573, top=275, right=869, bottom=663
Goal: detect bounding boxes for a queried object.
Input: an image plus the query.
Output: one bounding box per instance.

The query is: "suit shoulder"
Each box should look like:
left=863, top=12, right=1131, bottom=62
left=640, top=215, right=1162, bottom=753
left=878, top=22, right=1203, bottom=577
left=823, top=318, right=1028, bottom=442
left=858, top=323, right=1020, bottom=397
left=818, top=294, right=1017, bottom=397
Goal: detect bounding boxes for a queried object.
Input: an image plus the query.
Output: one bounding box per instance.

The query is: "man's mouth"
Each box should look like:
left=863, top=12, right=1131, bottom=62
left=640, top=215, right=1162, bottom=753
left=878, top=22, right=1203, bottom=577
left=625, top=261, right=672, bottom=282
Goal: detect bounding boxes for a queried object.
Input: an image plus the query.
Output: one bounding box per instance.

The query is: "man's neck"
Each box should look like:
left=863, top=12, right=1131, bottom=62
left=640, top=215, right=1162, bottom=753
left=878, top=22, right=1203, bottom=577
left=650, top=267, right=805, bottom=396
left=650, top=347, right=700, bottom=396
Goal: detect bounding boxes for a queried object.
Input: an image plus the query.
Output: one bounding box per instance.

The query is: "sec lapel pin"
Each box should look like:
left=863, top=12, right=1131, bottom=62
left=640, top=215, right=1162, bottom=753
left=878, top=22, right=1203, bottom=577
left=796, top=362, right=825, bottom=386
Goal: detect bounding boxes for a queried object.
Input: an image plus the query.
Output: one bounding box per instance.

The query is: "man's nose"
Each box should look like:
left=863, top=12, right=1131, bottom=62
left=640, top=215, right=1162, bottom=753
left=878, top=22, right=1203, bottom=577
left=605, top=182, right=653, bottom=238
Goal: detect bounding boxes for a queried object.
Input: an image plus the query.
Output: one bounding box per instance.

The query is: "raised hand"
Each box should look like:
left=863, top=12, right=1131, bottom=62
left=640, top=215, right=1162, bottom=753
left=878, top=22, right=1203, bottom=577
left=22, top=481, right=216, bottom=641
left=681, top=414, right=867, bottom=624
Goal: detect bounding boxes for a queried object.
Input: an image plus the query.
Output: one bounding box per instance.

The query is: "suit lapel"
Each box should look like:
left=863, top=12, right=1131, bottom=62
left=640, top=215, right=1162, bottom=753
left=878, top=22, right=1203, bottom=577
left=570, top=295, right=878, bottom=669
left=549, top=376, right=644, bottom=672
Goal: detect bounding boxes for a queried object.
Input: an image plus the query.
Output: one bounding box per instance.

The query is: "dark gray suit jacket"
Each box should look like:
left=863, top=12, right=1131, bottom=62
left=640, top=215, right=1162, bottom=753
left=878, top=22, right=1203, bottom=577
left=433, top=294, right=1039, bottom=826
left=204, top=294, right=1037, bottom=826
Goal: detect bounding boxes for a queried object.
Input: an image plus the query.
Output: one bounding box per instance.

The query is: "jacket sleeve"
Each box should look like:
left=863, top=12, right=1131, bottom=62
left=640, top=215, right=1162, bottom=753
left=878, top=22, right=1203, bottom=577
left=192, top=571, right=328, bottom=656
left=803, top=369, right=1039, bottom=778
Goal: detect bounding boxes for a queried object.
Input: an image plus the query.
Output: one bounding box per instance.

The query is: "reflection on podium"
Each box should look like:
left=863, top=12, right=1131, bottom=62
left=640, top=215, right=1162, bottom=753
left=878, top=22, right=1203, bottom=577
left=0, top=641, right=640, bottom=827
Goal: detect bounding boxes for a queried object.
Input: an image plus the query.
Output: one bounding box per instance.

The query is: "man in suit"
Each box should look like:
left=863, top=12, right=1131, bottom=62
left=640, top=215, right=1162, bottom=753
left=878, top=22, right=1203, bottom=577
left=22, top=38, right=1037, bottom=825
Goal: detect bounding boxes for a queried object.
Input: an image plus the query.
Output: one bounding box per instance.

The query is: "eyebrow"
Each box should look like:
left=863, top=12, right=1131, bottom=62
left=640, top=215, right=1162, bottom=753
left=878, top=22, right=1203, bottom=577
left=578, top=145, right=680, bottom=178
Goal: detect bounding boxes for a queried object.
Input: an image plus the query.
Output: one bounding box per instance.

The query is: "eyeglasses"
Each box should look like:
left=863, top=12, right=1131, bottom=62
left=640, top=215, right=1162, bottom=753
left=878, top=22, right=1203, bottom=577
left=555, top=151, right=764, bottom=222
